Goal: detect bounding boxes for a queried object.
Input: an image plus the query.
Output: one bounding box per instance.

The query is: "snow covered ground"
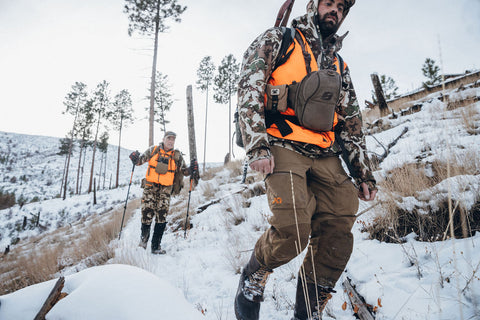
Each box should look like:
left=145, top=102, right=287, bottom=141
left=0, top=83, right=479, bottom=319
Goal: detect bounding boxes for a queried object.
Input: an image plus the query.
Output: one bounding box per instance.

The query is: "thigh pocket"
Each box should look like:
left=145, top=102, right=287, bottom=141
left=266, top=171, right=308, bottom=210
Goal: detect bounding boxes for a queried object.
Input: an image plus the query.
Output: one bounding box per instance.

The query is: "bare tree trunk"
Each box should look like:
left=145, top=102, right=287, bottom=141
left=103, top=149, right=107, bottom=189
left=116, top=119, right=123, bottom=188
left=202, top=86, right=209, bottom=173
left=62, top=142, right=73, bottom=200
left=76, top=139, right=84, bottom=194
left=227, top=89, right=232, bottom=163
left=79, top=147, right=87, bottom=193
left=186, top=85, right=199, bottom=186
left=59, top=153, right=68, bottom=196
left=88, top=114, right=101, bottom=193
left=80, top=146, right=87, bottom=193
left=98, top=152, right=104, bottom=191
left=371, top=73, right=389, bottom=117
left=148, top=2, right=161, bottom=146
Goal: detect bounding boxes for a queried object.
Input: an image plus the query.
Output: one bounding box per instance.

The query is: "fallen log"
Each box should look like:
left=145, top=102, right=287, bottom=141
left=371, top=126, right=409, bottom=164
left=34, top=276, right=65, bottom=320
left=342, top=277, right=375, bottom=320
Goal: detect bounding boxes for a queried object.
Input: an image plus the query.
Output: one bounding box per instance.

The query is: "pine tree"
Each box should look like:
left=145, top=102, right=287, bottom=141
left=61, top=82, right=88, bottom=200
left=58, top=136, right=74, bottom=156
left=370, top=74, right=399, bottom=103
left=196, top=56, right=215, bottom=173
left=88, top=81, right=111, bottom=193
left=75, top=99, right=94, bottom=194
left=148, top=72, right=173, bottom=135
left=111, top=89, right=134, bottom=188
left=124, top=0, right=186, bottom=146
left=422, top=58, right=441, bottom=87
left=213, top=54, right=240, bottom=163
left=97, top=132, right=109, bottom=190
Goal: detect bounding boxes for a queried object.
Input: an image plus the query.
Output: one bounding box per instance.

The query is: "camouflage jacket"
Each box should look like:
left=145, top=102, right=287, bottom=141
left=237, top=9, right=376, bottom=188
left=137, top=143, right=189, bottom=176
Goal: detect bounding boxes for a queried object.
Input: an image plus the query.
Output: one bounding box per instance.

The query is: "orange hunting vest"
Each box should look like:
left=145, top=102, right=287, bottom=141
left=146, top=146, right=176, bottom=186
left=266, top=30, right=345, bottom=148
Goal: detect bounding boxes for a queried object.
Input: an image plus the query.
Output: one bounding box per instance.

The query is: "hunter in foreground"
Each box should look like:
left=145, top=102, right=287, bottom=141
left=235, top=0, right=377, bottom=319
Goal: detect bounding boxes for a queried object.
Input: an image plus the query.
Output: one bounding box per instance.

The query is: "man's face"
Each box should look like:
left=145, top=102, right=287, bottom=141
left=317, top=0, right=345, bottom=35
left=163, top=135, right=176, bottom=150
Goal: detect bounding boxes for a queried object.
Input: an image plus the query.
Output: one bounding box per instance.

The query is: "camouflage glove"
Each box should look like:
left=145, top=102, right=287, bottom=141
left=129, top=151, right=140, bottom=165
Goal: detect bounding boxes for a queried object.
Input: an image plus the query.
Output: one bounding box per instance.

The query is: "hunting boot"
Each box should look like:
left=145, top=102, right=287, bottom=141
left=292, top=276, right=335, bottom=320
left=234, top=252, right=273, bottom=320
left=151, top=222, right=167, bottom=254
left=138, top=224, right=151, bottom=249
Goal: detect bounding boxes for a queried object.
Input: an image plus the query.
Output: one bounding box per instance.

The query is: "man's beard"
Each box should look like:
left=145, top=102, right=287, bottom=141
left=317, top=12, right=340, bottom=39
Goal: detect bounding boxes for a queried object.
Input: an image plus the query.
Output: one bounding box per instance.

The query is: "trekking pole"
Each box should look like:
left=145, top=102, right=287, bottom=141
left=184, top=177, right=194, bottom=239
left=118, top=163, right=135, bottom=240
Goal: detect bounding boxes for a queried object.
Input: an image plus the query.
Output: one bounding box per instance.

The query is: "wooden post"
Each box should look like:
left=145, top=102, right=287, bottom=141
left=371, top=73, right=389, bottom=117
left=186, top=85, right=200, bottom=186
left=34, top=277, right=65, bottom=320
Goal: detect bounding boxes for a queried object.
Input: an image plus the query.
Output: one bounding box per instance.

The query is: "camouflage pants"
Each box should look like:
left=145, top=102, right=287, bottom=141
left=141, top=182, right=172, bottom=225
left=254, top=146, right=359, bottom=288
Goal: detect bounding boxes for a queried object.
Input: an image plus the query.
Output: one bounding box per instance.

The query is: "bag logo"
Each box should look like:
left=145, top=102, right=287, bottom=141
left=322, top=92, right=334, bottom=100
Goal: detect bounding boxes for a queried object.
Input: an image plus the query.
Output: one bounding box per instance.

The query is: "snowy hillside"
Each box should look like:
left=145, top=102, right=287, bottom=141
left=0, top=81, right=479, bottom=319
left=0, top=131, right=144, bottom=203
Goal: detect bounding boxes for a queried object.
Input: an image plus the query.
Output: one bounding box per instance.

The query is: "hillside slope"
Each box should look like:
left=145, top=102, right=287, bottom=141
left=0, top=81, right=479, bottom=319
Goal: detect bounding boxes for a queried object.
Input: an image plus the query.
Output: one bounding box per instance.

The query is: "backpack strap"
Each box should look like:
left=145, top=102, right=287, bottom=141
left=294, top=29, right=312, bottom=75
left=335, top=53, right=344, bottom=79
left=274, top=27, right=296, bottom=71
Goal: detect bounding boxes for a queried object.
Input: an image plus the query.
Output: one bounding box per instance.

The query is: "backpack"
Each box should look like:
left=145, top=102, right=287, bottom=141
left=234, top=27, right=297, bottom=148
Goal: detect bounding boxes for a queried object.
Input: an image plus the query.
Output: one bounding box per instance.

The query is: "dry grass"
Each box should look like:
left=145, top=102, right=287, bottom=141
left=459, top=104, right=480, bottom=135
left=225, top=159, right=244, bottom=178
left=0, top=199, right=140, bottom=295
left=365, top=152, right=480, bottom=243
left=380, top=153, right=479, bottom=199
left=364, top=197, right=480, bottom=243
left=201, top=165, right=225, bottom=181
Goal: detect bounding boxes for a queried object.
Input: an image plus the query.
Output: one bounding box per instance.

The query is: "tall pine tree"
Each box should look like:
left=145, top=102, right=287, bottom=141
left=124, top=0, right=186, bottom=146
left=88, top=81, right=111, bottom=193
left=111, top=89, right=134, bottom=188
left=213, top=54, right=240, bottom=163
left=149, top=71, right=173, bottom=135
left=196, top=56, right=215, bottom=173
left=62, top=82, right=88, bottom=199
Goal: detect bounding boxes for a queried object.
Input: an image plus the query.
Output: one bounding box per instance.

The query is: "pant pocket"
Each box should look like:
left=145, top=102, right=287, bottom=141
left=266, top=171, right=308, bottom=210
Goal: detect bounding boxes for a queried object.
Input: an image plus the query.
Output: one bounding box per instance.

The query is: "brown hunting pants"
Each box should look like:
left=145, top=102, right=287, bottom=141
left=254, top=146, right=359, bottom=287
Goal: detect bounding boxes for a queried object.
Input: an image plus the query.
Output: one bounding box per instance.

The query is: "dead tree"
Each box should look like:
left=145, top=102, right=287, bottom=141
left=371, top=73, right=390, bottom=117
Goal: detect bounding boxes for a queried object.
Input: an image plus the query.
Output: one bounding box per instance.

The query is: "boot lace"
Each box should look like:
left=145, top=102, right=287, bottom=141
left=243, top=266, right=272, bottom=301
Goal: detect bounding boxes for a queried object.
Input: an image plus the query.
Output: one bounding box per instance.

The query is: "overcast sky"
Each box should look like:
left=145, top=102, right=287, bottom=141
left=1, top=0, right=479, bottom=163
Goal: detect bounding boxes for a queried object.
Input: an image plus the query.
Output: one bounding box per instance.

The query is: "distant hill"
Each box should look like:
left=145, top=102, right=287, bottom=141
left=0, top=131, right=144, bottom=206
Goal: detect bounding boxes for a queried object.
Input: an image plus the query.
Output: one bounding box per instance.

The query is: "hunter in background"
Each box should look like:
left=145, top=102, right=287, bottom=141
left=235, top=0, right=377, bottom=319
left=129, top=131, right=198, bottom=254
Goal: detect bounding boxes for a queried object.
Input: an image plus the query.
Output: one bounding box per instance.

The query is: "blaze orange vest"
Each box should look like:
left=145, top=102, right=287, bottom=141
left=266, top=30, right=345, bottom=148
left=146, top=146, right=176, bottom=186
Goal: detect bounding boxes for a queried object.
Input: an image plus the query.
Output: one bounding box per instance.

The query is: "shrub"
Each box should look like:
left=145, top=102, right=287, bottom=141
left=0, top=189, right=16, bottom=210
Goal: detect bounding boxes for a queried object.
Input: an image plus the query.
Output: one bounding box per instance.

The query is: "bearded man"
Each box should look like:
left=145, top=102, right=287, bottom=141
left=234, top=1, right=377, bottom=319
